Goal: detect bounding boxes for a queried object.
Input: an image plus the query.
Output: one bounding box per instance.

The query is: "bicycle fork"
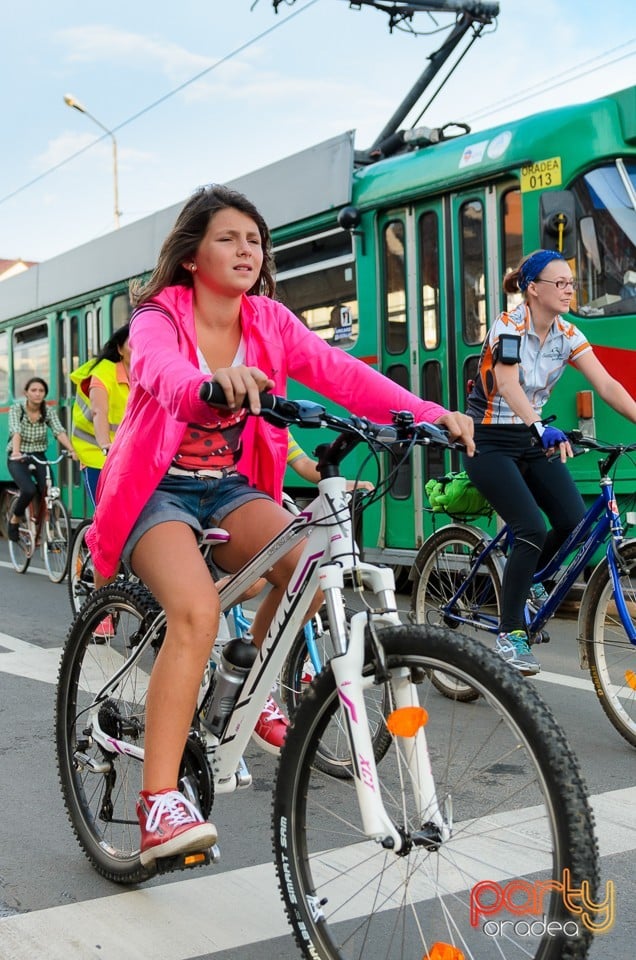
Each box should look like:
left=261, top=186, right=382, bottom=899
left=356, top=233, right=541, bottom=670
left=330, top=609, right=451, bottom=854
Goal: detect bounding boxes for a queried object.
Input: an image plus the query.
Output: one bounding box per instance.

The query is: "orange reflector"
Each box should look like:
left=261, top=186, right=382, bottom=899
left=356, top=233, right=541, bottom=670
left=576, top=390, right=594, bottom=419
left=423, top=943, right=465, bottom=960
left=625, top=669, right=636, bottom=691
left=184, top=852, right=207, bottom=866
left=386, top=705, right=428, bottom=737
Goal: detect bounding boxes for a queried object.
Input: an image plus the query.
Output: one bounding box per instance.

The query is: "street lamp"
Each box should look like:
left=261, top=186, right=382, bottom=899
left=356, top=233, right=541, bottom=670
left=64, top=93, right=121, bottom=229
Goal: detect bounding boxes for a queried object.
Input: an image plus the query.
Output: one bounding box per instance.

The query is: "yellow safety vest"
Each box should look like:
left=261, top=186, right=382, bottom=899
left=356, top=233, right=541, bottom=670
left=70, top=358, right=129, bottom=468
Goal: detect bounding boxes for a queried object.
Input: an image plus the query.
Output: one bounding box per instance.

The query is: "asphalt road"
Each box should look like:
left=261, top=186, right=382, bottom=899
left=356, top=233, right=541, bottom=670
left=0, top=539, right=635, bottom=959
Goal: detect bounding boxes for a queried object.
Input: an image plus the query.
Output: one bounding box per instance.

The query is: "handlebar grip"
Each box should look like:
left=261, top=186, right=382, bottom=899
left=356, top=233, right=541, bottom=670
left=198, top=380, right=277, bottom=411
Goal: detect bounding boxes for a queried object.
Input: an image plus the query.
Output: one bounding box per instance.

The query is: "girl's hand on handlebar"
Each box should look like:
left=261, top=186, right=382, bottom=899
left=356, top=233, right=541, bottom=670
left=434, top=411, right=476, bottom=456
left=211, top=366, right=275, bottom=414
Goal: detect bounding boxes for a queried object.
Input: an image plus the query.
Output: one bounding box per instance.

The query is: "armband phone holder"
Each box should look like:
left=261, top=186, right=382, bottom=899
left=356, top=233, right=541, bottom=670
left=497, top=334, right=521, bottom=365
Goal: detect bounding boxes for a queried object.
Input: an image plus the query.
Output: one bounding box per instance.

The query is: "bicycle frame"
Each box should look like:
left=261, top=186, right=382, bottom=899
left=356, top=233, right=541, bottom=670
left=85, top=471, right=437, bottom=852
left=437, top=446, right=636, bottom=643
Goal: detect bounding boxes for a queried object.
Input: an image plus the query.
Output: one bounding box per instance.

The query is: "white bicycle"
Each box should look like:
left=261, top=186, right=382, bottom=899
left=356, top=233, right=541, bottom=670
left=6, top=452, right=70, bottom=582
left=55, top=390, right=598, bottom=960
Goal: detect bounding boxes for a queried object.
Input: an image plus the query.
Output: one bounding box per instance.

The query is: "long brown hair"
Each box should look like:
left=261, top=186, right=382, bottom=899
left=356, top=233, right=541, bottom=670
left=130, top=185, right=276, bottom=305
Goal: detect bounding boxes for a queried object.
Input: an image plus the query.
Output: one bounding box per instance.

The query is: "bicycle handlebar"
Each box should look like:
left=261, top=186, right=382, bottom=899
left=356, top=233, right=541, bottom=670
left=562, top=431, right=636, bottom=457
left=199, top=381, right=459, bottom=451
left=20, top=452, right=70, bottom=466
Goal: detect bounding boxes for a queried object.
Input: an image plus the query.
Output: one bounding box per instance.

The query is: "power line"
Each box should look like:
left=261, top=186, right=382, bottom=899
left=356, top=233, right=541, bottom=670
left=0, top=0, right=319, bottom=210
left=464, top=39, right=636, bottom=125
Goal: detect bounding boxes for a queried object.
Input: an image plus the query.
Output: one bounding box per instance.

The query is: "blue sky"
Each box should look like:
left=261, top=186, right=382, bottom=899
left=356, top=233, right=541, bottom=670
left=1, top=0, right=634, bottom=263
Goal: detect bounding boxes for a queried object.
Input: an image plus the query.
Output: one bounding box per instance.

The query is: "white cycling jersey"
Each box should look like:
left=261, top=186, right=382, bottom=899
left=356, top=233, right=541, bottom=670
left=466, top=302, right=591, bottom=425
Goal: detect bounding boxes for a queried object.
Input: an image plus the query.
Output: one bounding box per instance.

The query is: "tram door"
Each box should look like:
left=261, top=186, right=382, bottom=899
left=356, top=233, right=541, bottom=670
left=376, top=183, right=519, bottom=560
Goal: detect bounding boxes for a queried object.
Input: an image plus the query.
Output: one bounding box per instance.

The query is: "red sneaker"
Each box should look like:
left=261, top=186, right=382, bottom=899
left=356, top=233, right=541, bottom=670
left=251, top=696, right=289, bottom=755
left=92, top=614, right=115, bottom=643
left=137, top=789, right=217, bottom=867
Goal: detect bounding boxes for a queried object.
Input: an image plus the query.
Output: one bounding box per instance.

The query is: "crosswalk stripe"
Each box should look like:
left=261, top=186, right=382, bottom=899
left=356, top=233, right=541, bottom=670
left=0, top=786, right=634, bottom=959
left=0, top=632, right=603, bottom=694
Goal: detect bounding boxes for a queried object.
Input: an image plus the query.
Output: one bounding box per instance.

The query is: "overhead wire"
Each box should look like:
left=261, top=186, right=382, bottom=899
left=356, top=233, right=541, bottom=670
left=0, top=0, right=319, bottom=210
left=464, top=39, right=636, bottom=126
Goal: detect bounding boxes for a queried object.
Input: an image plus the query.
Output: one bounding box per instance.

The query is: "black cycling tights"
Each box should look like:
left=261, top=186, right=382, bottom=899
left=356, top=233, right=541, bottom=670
left=463, top=425, right=585, bottom=634
left=7, top=454, right=46, bottom=518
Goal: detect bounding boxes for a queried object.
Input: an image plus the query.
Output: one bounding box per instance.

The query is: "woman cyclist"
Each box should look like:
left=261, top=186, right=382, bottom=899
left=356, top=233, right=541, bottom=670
left=6, top=377, right=76, bottom=542
left=85, top=184, right=474, bottom=868
left=464, top=249, right=636, bottom=675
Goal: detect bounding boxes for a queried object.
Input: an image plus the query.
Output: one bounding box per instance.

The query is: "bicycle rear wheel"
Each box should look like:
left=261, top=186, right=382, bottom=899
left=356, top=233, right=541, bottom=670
left=582, top=540, right=636, bottom=747
left=6, top=495, right=33, bottom=574
left=274, top=623, right=598, bottom=960
left=411, top=524, right=503, bottom=702
left=56, top=582, right=166, bottom=883
left=68, top=519, right=94, bottom=613
left=43, top=499, right=70, bottom=582
left=281, top=605, right=391, bottom=778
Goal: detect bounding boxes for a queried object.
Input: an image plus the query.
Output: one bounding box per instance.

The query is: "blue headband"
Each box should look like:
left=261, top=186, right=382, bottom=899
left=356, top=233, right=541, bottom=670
left=518, top=250, right=565, bottom=291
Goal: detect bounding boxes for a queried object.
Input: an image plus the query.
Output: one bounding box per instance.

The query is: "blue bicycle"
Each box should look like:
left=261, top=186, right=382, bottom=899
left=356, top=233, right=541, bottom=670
left=411, top=432, right=636, bottom=747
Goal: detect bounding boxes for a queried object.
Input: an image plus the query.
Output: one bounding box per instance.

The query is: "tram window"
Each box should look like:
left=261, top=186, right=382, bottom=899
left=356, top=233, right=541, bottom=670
left=573, top=160, right=636, bottom=318
left=383, top=220, right=407, bottom=354
left=459, top=201, right=487, bottom=345
left=501, top=189, right=523, bottom=312
left=12, top=322, right=49, bottom=395
left=71, top=315, right=79, bottom=374
left=112, top=292, right=131, bottom=333
left=0, top=331, right=8, bottom=402
left=385, top=363, right=411, bottom=499
left=463, top=355, right=480, bottom=400
left=275, top=230, right=358, bottom=349
left=86, top=310, right=98, bottom=358
left=418, top=212, right=440, bottom=349
left=422, top=359, right=444, bottom=476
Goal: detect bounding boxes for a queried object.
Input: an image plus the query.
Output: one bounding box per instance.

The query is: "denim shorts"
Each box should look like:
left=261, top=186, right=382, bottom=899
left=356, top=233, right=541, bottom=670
left=122, top=471, right=271, bottom=566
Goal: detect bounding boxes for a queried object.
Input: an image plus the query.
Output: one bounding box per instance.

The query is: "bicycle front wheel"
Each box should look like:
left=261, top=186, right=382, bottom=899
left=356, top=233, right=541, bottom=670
left=6, top=495, right=33, bottom=574
left=43, top=499, right=70, bottom=582
left=68, top=519, right=94, bottom=613
left=274, top=623, right=598, bottom=960
left=411, top=524, right=503, bottom=702
left=582, top=540, right=636, bottom=747
left=281, top=605, right=391, bottom=778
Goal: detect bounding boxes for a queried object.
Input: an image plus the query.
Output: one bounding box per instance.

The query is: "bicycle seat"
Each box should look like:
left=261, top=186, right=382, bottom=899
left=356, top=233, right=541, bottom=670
left=201, top=527, right=230, bottom=544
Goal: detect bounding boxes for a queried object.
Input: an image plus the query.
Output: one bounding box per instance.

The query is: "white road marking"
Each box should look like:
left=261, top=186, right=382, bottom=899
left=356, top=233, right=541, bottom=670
left=0, top=559, right=49, bottom=576
left=1, top=633, right=634, bottom=957
left=0, top=786, right=634, bottom=960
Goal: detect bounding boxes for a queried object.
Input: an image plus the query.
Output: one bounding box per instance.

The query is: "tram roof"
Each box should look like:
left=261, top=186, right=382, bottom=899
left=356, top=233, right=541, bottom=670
left=0, top=130, right=355, bottom=324
left=351, top=85, right=636, bottom=210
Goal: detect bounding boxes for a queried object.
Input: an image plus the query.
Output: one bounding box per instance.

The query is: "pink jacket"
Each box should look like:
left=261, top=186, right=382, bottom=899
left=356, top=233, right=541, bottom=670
left=86, top=285, right=448, bottom=577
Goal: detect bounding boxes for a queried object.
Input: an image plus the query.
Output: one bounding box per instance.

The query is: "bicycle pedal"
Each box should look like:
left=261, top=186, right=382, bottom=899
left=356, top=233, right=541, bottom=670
left=530, top=630, right=550, bottom=645
left=153, top=844, right=220, bottom=875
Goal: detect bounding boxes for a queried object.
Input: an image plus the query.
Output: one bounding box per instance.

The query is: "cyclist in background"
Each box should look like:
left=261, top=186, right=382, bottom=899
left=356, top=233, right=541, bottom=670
left=70, top=324, right=130, bottom=509
left=6, top=377, right=76, bottom=542
left=287, top=434, right=374, bottom=491
left=85, top=184, right=474, bottom=867
left=70, top=325, right=131, bottom=638
left=464, top=249, right=636, bottom=675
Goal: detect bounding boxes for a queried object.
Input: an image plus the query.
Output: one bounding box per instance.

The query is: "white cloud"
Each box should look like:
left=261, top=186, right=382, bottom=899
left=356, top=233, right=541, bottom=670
left=57, top=25, right=212, bottom=82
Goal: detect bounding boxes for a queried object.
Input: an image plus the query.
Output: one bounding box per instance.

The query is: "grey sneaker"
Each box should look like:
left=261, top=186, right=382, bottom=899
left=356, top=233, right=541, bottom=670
left=527, top=583, right=549, bottom=615
left=495, top=630, right=541, bottom=676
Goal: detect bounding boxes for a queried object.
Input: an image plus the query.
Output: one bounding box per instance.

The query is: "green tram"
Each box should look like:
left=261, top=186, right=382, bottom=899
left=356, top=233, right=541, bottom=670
left=1, top=84, right=635, bottom=576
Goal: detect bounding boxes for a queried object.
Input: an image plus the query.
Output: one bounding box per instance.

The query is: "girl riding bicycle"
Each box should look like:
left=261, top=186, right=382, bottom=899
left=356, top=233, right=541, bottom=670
left=6, top=377, right=76, bottom=542
left=464, top=249, right=636, bottom=675
left=85, top=183, right=474, bottom=868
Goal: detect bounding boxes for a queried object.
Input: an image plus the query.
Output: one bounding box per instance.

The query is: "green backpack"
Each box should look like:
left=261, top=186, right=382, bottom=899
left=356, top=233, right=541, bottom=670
left=425, top=471, right=493, bottom=520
